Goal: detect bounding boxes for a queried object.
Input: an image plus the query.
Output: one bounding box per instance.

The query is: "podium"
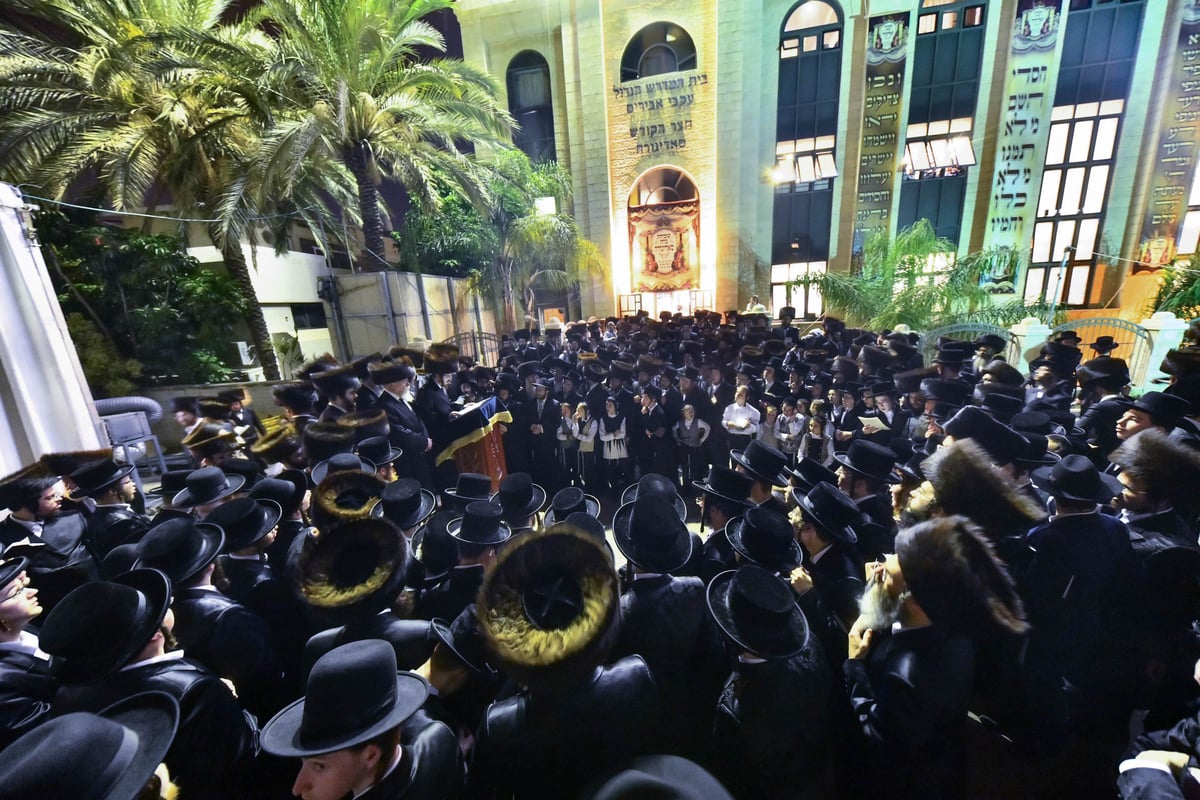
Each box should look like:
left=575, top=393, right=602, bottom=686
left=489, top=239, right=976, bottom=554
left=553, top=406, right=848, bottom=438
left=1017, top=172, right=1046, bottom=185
left=434, top=396, right=512, bottom=491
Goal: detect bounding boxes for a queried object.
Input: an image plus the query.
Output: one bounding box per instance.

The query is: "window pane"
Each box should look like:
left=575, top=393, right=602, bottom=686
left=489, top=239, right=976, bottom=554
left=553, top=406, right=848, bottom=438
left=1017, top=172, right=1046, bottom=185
left=907, top=142, right=931, bottom=171
left=1025, top=268, right=1046, bottom=303
left=919, top=13, right=937, bottom=33
left=1046, top=123, right=1070, bottom=165
left=964, top=6, right=984, bottom=26
left=1189, top=163, right=1200, bottom=207
left=1066, top=266, right=1089, bottom=306
left=816, top=151, right=838, bottom=178
left=797, top=155, right=817, bottom=182
left=771, top=264, right=791, bottom=283
left=1038, top=170, right=1062, bottom=217
left=1099, top=99, right=1124, bottom=116
left=1051, top=105, right=1074, bottom=121
left=1060, top=167, right=1087, bottom=215
left=1093, top=117, right=1119, bottom=161
left=824, top=30, right=840, bottom=49
left=1032, top=222, right=1054, bottom=262
left=1082, top=165, right=1109, bottom=214
left=1076, top=102, right=1098, bottom=119
left=772, top=285, right=789, bottom=312
left=928, top=119, right=950, bottom=136
left=1178, top=211, right=1200, bottom=255
left=1068, top=120, right=1094, bottom=163
left=1076, top=218, right=1099, bottom=259
left=1052, top=219, right=1077, bottom=262
left=942, top=11, right=958, bottom=29
left=952, top=136, right=976, bottom=165
left=804, top=35, right=818, bottom=52
left=929, top=138, right=952, bottom=167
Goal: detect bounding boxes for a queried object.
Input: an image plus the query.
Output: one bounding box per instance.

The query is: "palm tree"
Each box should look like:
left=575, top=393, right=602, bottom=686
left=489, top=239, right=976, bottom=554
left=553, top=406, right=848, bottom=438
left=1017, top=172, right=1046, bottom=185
left=0, top=0, right=293, bottom=379
left=242, top=0, right=514, bottom=270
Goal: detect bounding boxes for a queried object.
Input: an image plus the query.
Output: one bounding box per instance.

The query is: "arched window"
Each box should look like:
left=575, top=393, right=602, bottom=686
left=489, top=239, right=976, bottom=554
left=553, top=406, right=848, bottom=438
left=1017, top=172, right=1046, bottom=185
left=621, top=23, right=697, bottom=82
left=506, top=50, right=556, bottom=162
left=628, top=168, right=698, bottom=207
left=771, top=1, right=841, bottom=319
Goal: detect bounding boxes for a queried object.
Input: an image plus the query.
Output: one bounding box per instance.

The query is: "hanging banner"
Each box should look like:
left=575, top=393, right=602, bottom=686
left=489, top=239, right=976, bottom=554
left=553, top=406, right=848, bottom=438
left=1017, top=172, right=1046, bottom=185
left=1134, top=4, right=1200, bottom=274
left=855, top=13, right=908, bottom=246
left=629, top=200, right=699, bottom=293
left=983, top=0, right=1062, bottom=291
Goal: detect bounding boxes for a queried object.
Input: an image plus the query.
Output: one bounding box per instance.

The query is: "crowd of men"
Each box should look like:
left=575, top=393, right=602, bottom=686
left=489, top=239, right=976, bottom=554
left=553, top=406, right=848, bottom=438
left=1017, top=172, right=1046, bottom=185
left=2, top=305, right=1200, bottom=799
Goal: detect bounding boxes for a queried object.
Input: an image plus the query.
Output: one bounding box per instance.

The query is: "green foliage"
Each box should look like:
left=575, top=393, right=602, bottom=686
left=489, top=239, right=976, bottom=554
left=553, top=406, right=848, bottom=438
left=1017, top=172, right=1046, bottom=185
left=1148, top=252, right=1200, bottom=320
left=794, top=220, right=1055, bottom=330
left=38, top=208, right=248, bottom=390
left=393, top=190, right=498, bottom=276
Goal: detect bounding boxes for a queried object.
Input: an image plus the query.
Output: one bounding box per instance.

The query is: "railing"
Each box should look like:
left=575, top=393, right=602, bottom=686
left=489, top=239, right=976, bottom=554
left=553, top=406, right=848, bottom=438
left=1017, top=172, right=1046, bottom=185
left=922, top=323, right=1020, bottom=364
left=1050, top=318, right=1151, bottom=385
left=440, top=331, right=500, bottom=367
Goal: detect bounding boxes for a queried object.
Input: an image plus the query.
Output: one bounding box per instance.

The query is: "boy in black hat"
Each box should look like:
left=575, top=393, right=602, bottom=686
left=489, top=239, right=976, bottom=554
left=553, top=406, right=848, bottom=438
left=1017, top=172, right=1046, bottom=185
left=261, top=640, right=460, bottom=800
left=693, top=467, right=755, bottom=581
left=70, top=458, right=151, bottom=558
left=789, top=481, right=866, bottom=630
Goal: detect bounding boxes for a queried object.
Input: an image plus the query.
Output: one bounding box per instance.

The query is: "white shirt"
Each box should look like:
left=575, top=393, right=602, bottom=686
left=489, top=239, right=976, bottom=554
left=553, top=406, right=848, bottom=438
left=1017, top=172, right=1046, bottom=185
left=723, top=403, right=760, bottom=435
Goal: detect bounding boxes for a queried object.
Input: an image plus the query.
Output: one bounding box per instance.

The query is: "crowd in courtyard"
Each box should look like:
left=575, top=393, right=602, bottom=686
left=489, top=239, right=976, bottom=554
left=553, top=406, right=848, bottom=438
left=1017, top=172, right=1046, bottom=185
left=2, top=305, right=1200, bottom=799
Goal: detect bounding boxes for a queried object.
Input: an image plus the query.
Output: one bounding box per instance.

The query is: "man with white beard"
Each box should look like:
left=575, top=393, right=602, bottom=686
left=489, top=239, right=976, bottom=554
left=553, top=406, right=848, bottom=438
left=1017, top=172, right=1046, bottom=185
left=844, top=516, right=1028, bottom=800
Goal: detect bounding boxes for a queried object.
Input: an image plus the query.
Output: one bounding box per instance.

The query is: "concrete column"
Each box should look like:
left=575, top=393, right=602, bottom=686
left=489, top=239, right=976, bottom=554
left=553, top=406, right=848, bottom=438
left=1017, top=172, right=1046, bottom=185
left=1137, top=311, right=1189, bottom=392
left=1009, top=317, right=1054, bottom=371
left=0, top=183, right=101, bottom=473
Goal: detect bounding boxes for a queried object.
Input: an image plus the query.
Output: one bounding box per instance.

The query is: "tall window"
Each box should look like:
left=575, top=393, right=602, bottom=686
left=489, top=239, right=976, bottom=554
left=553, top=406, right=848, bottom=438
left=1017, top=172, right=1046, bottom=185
left=897, top=0, right=985, bottom=242
left=507, top=51, right=556, bottom=162
left=771, top=262, right=826, bottom=319
left=1177, top=162, right=1200, bottom=256
left=1024, top=0, right=1143, bottom=307
left=772, top=1, right=842, bottom=269
left=621, top=23, right=697, bottom=82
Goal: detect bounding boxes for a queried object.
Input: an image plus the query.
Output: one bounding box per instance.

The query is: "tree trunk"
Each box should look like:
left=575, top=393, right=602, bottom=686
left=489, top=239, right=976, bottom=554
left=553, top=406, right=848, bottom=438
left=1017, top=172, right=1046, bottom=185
left=220, top=239, right=282, bottom=380
left=347, top=144, right=388, bottom=271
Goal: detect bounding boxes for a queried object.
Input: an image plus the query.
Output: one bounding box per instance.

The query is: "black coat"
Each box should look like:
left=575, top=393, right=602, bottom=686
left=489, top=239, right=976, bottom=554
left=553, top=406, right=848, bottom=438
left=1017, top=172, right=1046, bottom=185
left=610, top=575, right=727, bottom=761
left=1077, top=395, right=1127, bottom=459
left=845, top=626, right=976, bottom=800
left=413, top=565, right=484, bottom=625
left=85, top=504, right=151, bottom=559
left=472, top=656, right=661, bottom=799
left=56, top=655, right=258, bottom=800
left=853, top=494, right=897, bottom=562
left=805, top=540, right=866, bottom=630
left=378, top=390, right=434, bottom=490
left=713, top=639, right=833, bottom=799
left=0, top=645, right=55, bottom=751
left=173, top=586, right=284, bottom=719
left=358, top=716, right=462, bottom=800
left=303, top=613, right=436, bottom=678
left=0, top=514, right=100, bottom=612
left=219, top=555, right=308, bottom=696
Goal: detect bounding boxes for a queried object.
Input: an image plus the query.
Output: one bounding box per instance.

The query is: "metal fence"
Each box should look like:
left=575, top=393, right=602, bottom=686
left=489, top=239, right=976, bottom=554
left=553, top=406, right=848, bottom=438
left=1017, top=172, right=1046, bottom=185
left=1050, top=318, right=1151, bottom=385
left=922, top=323, right=1020, bottom=364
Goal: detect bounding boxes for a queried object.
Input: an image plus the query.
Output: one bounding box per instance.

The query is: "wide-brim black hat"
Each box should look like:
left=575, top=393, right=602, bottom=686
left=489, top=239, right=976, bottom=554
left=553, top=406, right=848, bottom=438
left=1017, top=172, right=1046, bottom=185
left=0, top=556, right=29, bottom=590
left=789, top=457, right=838, bottom=492
left=311, top=453, right=376, bottom=486
left=491, top=474, right=547, bottom=522
left=730, top=441, right=791, bottom=487
left=619, top=476, right=686, bottom=522
left=724, top=507, right=802, bottom=571
left=448, top=500, right=513, bottom=546
left=249, top=468, right=308, bottom=518
left=707, top=566, right=809, bottom=659
left=356, top=436, right=403, bottom=467
left=411, top=511, right=458, bottom=582
left=40, top=568, right=171, bottom=685
left=288, top=517, right=408, bottom=613
left=146, top=469, right=191, bottom=498
left=612, top=496, right=693, bottom=573
left=69, top=460, right=134, bottom=498
left=0, top=691, right=180, bottom=800
left=134, top=518, right=225, bottom=587
left=479, top=529, right=620, bottom=694
left=793, top=481, right=859, bottom=544
left=833, top=440, right=900, bottom=484
left=171, top=467, right=245, bottom=509
left=261, top=641, right=428, bottom=757
left=378, top=479, right=437, bottom=530
left=692, top=467, right=754, bottom=507
left=543, top=487, right=602, bottom=527
left=443, top=473, right=494, bottom=507
left=431, top=612, right=496, bottom=677
left=204, top=497, right=283, bottom=553
left=1031, top=454, right=1124, bottom=504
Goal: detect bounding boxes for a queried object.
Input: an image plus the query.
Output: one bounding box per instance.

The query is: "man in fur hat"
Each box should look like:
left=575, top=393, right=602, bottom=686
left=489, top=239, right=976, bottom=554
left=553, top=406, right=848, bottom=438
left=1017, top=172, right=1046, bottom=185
left=847, top=516, right=1027, bottom=800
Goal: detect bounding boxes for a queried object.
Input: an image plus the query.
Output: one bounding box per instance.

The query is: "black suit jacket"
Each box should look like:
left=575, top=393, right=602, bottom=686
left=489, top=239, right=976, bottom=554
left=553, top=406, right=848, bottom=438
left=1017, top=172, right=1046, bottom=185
left=378, top=390, right=433, bottom=488
left=0, top=647, right=55, bottom=751
left=0, top=515, right=99, bottom=612
left=86, top=505, right=151, bottom=559
left=359, top=716, right=462, bottom=800
left=805, top=541, right=866, bottom=629
left=413, top=565, right=484, bottom=624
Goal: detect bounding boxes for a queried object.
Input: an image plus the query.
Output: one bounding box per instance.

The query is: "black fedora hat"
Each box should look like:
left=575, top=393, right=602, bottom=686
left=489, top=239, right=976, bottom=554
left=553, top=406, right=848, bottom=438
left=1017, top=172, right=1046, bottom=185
left=146, top=469, right=190, bottom=498
left=692, top=466, right=754, bottom=507
left=619, top=473, right=686, bottom=522
left=171, top=466, right=245, bottom=509
left=731, top=440, right=791, bottom=487
left=289, top=518, right=408, bottom=612
left=249, top=469, right=308, bottom=517
left=1088, top=335, right=1118, bottom=352
left=356, top=436, right=402, bottom=467
left=411, top=511, right=458, bottom=582
left=942, top=406, right=1029, bottom=466
left=1031, top=454, right=1123, bottom=504
left=789, top=457, right=838, bottom=492
left=431, top=612, right=496, bottom=677
left=1130, top=391, right=1190, bottom=429
left=0, top=690, right=179, bottom=800
left=379, top=479, right=436, bottom=530
left=543, top=487, right=602, bottom=527
left=39, top=568, right=171, bottom=684
left=448, top=501, right=512, bottom=546
left=69, top=459, right=133, bottom=498
left=221, top=457, right=262, bottom=491
left=261, top=640, right=429, bottom=757
left=792, top=481, right=859, bottom=544
left=311, top=452, right=376, bottom=486
left=725, top=506, right=801, bottom=571
left=833, top=440, right=900, bottom=484
left=707, top=565, right=809, bottom=659
left=554, top=512, right=611, bottom=550
left=0, top=555, right=29, bottom=590
left=612, top=494, right=693, bottom=574
left=443, top=473, right=494, bottom=508
left=1013, top=432, right=1060, bottom=468
left=204, top=497, right=282, bottom=553
left=490, top=472, right=547, bottom=523
left=134, top=518, right=225, bottom=586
